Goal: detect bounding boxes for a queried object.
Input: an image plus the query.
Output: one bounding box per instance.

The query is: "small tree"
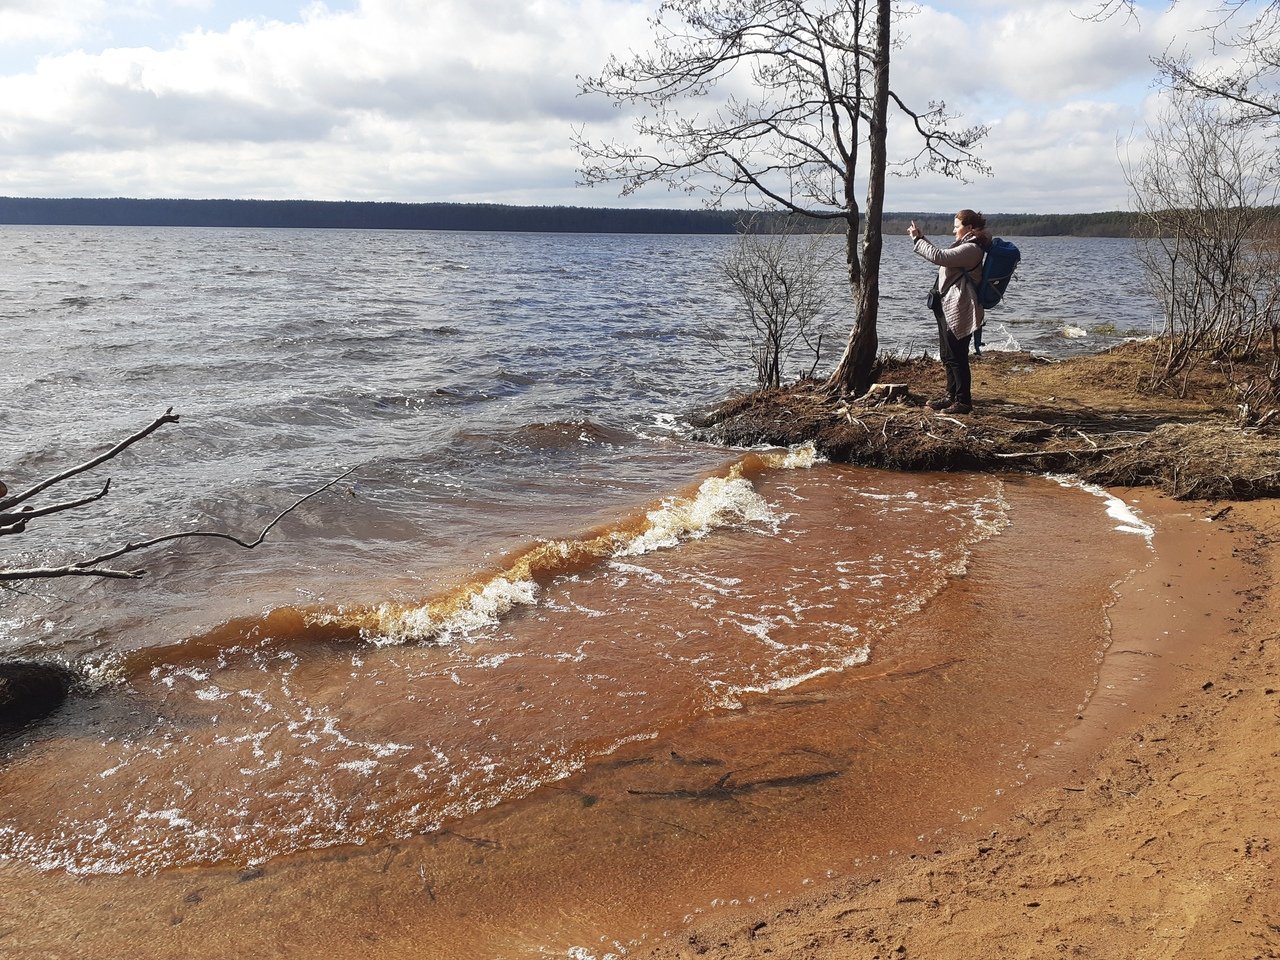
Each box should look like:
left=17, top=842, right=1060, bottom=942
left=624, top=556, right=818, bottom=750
left=1125, top=92, right=1280, bottom=394
left=575, top=0, right=987, bottom=396
left=721, top=222, right=837, bottom=388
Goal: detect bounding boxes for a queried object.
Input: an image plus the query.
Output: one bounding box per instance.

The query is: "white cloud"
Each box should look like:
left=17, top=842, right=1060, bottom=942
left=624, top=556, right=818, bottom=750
left=0, top=0, right=107, bottom=46
left=0, top=0, right=1264, bottom=211
left=984, top=2, right=1152, bottom=101
left=0, top=0, right=654, bottom=201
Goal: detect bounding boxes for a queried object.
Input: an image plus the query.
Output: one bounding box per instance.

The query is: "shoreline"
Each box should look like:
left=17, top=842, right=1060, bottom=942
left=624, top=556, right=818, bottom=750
left=633, top=493, right=1280, bottom=959
left=2, top=476, right=1265, bottom=959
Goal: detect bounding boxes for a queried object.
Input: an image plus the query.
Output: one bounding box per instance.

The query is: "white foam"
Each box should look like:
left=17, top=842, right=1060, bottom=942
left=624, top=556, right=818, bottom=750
left=79, top=655, right=126, bottom=691
left=135, top=808, right=194, bottom=831
left=1049, top=475, right=1155, bottom=545
left=371, top=576, right=539, bottom=645
left=979, top=322, right=1021, bottom=352
left=619, top=473, right=778, bottom=557
left=765, top=441, right=822, bottom=470
left=710, top=647, right=871, bottom=709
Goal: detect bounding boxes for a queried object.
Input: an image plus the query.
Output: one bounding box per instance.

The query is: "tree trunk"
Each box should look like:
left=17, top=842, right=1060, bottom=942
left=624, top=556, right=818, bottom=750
left=827, top=0, right=891, bottom=397
left=827, top=213, right=877, bottom=395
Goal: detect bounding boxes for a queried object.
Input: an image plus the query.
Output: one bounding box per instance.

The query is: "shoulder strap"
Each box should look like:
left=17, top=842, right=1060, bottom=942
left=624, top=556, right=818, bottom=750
left=940, top=242, right=983, bottom=295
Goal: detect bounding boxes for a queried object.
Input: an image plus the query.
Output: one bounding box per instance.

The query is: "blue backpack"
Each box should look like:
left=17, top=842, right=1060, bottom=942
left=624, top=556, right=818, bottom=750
left=971, top=238, right=1021, bottom=308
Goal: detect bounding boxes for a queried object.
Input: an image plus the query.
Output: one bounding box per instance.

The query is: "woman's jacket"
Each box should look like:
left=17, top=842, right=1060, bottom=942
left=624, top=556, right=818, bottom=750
left=912, top=230, right=991, bottom=339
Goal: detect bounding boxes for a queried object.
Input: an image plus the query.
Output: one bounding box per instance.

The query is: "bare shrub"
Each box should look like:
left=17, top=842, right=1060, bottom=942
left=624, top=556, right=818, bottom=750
left=1126, top=92, right=1280, bottom=399
left=721, top=225, right=838, bottom=389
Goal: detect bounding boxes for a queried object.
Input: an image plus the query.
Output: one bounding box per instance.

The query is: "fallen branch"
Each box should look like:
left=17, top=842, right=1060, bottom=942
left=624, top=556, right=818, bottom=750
left=628, top=768, right=842, bottom=801
left=0, top=467, right=358, bottom=581
left=1, top=408, right=358, bottom=583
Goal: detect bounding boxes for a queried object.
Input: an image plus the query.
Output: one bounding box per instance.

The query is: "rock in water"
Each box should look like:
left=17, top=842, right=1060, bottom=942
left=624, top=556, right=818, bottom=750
left=0, top=661, right=75, bottom=730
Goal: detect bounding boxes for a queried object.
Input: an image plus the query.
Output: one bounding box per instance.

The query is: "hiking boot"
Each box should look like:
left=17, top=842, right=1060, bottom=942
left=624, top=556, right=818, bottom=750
left=942, top=401, right=973, bottom=415
left=926, top=396, right=953, bottom=411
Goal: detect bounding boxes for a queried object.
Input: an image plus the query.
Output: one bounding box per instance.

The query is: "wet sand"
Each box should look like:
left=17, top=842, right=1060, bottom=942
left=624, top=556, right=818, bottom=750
left=0, top=485, right=1270, bottom=958
left=636, top=493, right=1280, bottom=960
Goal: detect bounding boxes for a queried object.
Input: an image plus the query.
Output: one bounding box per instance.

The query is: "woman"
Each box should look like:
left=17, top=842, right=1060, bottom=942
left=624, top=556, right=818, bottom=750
left=907, top=210, right=991, bottom=415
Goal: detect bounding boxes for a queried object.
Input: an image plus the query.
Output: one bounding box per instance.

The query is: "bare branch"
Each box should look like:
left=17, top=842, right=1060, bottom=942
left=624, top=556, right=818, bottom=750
left=0, top=565, right=146, bottom=581
left=0, top=481, right=112, bottom=532
left=0, top=409, right=179, bottom=512
left=0, top=467, right=360, bottom=582
left=1076, top=0, right=1140, bottom=24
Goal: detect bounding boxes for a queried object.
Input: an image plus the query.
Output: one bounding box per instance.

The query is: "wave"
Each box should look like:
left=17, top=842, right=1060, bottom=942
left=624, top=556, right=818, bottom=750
left=366, top=452, right=806, bottom=644
left=106, top=448, right=820, bottom=676
left=452, top=419, right=636, bottom=455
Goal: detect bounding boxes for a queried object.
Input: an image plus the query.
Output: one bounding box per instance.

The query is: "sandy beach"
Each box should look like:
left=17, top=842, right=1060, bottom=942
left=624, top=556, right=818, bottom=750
left=635, top=494, right=1280, bottom=960
left=3, top=480, right=1277, bottom=959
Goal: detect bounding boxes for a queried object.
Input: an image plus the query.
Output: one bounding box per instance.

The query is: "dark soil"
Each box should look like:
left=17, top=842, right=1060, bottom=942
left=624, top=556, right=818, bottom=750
left=692, top=343, right=1280, bottom=501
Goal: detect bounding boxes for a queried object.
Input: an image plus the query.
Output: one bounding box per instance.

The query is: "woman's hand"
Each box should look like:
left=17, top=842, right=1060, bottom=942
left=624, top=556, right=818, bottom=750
left=907, top=220, right=922, bottom=241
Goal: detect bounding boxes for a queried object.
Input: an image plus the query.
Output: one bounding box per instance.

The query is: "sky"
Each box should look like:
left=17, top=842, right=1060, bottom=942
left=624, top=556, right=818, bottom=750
left=0, top=0, right=1247, bottom=213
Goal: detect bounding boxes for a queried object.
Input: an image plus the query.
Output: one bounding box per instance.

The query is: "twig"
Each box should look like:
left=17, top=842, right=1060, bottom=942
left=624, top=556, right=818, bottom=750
left=993, top=440, right=1140, bottom=460
left=0, top=467, right=359, bottom=581
left=993, top=449, right=1073, bottom=461
left=0, top=481, right=112, bottom=532
left=0, top=409, right=179, bottom=511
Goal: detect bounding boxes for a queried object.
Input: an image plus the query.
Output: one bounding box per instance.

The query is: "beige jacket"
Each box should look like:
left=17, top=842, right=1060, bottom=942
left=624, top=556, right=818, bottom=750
left=913, top=231, right=988, bottom=339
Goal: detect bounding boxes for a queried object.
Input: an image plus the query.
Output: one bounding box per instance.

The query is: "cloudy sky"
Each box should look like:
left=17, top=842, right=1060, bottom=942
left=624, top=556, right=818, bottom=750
left=0, top=0, right=1241, bottom=213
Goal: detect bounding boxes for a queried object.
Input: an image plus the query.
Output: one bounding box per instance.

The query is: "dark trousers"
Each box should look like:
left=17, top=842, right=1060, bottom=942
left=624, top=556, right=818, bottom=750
left=935, top=310, right=972, bottom=404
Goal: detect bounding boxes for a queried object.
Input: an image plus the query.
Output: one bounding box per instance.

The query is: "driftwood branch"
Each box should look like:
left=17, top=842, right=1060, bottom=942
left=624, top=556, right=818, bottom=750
left=628, top=768, right=842, bottom=801
left=0, top=409, right=179, bottom=512
left=0, top=466, right=359, bottom=582
left=1, top=408, right=359, bottom=583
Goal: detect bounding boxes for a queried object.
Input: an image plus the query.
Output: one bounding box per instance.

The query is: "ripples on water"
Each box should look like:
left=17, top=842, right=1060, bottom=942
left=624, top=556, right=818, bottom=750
left=0, top=226, right=1160, bottom=876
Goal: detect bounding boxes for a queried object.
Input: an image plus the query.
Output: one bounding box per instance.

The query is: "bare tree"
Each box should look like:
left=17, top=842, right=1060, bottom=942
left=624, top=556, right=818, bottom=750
left=1090, top=1, right=1280, bottom=127
left=721, top=221, right=837, bottom=388
left=1124, top=92, right=1280, bottom=402
left=1, top=408, right=356, bottom=582
left=575, top=0, right=988, bottom=396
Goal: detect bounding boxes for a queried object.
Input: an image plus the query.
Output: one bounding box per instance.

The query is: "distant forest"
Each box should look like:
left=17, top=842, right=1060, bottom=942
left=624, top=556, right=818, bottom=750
left=0, top=196, right=1142, bottom=237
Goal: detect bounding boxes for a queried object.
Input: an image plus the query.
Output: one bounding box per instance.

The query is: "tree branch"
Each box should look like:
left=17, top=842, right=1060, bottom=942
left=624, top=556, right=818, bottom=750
left=0, top=481, right=112, bottom=533
left=0, top=409, right=179, bottom=512
left=0, top=466, right=359, bottom=582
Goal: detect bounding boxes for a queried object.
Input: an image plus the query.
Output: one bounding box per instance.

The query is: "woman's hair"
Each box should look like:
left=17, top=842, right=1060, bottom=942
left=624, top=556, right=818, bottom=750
left=955, top=209, right=987, bottom=230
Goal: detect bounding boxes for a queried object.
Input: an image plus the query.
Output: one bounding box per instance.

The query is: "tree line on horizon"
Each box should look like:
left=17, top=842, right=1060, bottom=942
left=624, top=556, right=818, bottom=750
left=0, top=196, right=1146, bottom=238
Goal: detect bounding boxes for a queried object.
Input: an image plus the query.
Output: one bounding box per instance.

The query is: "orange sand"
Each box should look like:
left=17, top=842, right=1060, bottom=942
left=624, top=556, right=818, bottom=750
left=636, top=493, right=1280, bottom=960
left=0, top=489, right=1275, bottom=959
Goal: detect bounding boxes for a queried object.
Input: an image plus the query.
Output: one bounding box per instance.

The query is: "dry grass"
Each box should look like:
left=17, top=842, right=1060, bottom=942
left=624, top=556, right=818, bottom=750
left=694, top=341, right=1280, bottom=501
